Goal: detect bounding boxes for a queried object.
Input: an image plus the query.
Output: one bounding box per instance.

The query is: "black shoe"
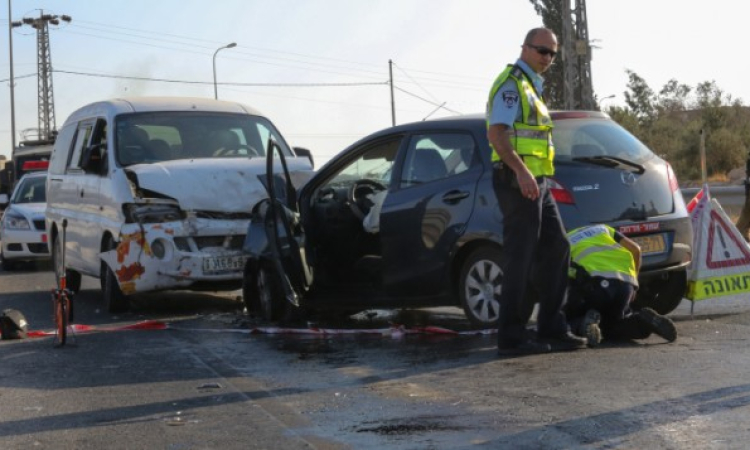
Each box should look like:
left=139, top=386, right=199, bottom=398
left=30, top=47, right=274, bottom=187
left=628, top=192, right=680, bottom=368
left=578, top=309, right=602, bottom=348
left=638, top=307, right=677, bottom=342
left=497, top=338, right=552, bottom=356
left=538, top=331, right=588, bottom=351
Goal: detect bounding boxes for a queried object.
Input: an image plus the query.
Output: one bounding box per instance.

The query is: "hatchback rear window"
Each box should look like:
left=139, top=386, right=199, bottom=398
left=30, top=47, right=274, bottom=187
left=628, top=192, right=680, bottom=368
left=552, top=118, right=654, bottom=164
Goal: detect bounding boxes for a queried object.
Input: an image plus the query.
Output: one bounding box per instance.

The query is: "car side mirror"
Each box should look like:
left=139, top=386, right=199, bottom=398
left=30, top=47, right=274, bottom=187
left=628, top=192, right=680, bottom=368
left=293, top=147, right=314, bottom=169
left=0, top=193, right=8, bottom=206
left=81, top=143, right=106, bottom=173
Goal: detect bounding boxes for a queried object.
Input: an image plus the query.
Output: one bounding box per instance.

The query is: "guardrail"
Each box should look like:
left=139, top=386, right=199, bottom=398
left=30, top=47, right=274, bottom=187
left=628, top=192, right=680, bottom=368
left=681, top=185, right=746, bottom=217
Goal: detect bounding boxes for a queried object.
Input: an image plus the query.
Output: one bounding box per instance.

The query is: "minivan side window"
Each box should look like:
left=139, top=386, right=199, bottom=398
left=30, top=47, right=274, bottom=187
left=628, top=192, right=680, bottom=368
left=69, top=122, right=95, bottom=170
left=48, top=124, right=76, bottom=175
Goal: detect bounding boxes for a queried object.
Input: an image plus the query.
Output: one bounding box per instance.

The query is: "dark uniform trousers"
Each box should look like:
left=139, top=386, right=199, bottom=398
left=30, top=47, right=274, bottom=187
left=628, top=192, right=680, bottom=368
left=493, top=164, right=570, bottom=343
left=566, top=277, right=651, bottom=340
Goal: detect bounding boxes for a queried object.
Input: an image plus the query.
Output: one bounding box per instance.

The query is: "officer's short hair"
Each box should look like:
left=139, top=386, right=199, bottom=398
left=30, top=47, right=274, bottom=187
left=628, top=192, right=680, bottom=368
left=524, top=28, right=556, bottom=45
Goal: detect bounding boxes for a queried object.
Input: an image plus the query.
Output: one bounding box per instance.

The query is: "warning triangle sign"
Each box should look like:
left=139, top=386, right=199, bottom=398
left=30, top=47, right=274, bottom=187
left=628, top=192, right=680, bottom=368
left=687, top=193, right=750, bottom=301
left=706, top=209, right=750, bottom=269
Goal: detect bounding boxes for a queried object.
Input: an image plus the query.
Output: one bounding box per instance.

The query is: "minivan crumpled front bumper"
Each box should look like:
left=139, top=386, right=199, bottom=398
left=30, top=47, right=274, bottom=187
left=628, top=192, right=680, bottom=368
left=100, top=218, right=250, bottom=294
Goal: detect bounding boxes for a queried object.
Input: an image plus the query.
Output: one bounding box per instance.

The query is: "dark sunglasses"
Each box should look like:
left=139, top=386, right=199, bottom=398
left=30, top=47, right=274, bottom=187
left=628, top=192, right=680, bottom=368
left=526, top=44, right=557, bottom=58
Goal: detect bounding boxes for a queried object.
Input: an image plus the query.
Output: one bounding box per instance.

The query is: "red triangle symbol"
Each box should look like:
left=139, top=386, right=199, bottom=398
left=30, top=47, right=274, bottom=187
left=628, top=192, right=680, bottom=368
left=706, top=209, right=750, bottom=269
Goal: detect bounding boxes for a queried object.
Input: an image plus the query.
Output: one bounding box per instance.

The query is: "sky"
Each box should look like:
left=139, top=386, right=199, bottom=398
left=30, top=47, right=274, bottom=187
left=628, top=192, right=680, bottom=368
left=0, top=0, right=744, bottom=166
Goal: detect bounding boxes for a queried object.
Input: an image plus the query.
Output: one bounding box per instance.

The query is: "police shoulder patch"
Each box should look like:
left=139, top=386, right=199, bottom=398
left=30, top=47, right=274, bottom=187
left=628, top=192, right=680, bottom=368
left=501, top=90, right=519, bottom=108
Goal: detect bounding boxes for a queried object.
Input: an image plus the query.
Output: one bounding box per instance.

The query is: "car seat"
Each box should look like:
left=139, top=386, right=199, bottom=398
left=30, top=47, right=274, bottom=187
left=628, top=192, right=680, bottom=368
left=212, top=130, right=241, bottom=156
left=119, top=126, right=153, bottom=165
left=31, top=188, right=45, bottom=203
left=149, top=139, right=172, bottom=161
left=411, top=148, right=447, bottom=183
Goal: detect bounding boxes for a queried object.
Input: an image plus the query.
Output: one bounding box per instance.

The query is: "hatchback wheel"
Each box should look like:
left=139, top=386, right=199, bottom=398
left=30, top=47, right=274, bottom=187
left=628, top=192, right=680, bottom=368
left=632, top=269, right=687, bottom=315
left=243, top=260, right=289, bottom=322
left=459, top=247, right=503, bottom=328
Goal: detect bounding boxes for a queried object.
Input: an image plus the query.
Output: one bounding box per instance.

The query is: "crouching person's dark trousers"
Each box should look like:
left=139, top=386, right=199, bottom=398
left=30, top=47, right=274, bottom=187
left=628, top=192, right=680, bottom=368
left=566, top=277, right=651, bottom=340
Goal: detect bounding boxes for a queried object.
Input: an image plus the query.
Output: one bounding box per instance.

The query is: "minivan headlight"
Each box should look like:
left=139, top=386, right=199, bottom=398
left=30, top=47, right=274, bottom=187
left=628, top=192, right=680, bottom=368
left=123, top=203, right=184, bottom=223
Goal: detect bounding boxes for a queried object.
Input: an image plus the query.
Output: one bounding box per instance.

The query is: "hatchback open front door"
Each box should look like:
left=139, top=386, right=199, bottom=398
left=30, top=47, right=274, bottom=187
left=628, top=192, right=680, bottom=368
left=242, top=139, right=313, bottom=321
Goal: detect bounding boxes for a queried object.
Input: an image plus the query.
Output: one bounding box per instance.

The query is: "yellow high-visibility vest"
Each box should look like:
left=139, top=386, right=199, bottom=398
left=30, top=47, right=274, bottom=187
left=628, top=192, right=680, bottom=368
left=487, top=64, right=555, bottom=177
left=567, top=224, right=639, bottom=287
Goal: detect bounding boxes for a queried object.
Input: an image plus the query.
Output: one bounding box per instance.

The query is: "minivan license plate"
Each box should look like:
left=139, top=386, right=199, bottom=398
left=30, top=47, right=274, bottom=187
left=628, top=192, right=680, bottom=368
left=631, top=234, right=666, bottom=255
left=203, top=255, right=246, bottom=273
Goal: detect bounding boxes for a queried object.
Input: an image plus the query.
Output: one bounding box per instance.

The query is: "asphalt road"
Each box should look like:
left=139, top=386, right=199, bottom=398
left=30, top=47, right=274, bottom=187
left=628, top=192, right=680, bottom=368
left=2, top=264, right=750, bottom=449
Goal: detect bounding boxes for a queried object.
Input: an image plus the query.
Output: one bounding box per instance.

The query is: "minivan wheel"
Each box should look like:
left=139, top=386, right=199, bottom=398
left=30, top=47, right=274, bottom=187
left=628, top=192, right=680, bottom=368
left=459, top=247, right=503, bottom=329
left=101, top=238, right=130, bottom=314
left=51, top=232, right=82, bottom=293
left=632, top=269, right=687, bottom=315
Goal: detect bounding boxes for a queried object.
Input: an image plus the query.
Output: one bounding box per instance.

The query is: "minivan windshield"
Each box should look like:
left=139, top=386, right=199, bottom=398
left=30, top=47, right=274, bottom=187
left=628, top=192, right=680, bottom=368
left=552, top=117, right=654, bottom=164
left=115, top=112, right=293, bottom=166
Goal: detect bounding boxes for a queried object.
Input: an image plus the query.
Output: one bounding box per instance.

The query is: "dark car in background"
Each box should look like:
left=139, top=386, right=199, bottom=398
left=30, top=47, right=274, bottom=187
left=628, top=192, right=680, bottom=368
left=243, top=111, right=692, bottom=328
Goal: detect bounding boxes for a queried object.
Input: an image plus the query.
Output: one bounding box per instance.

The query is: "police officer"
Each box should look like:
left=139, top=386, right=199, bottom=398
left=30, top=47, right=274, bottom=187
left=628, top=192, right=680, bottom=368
left=487, top=27, right=587, bottom=355
left=735, top=151, right=750, bottom=241
left=566, top=224, right=677, bottom=346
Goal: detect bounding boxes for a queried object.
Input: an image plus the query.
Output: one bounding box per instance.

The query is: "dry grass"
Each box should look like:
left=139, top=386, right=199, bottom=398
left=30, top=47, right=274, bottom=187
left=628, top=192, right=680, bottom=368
left=707, top=173, right=730, bottom=183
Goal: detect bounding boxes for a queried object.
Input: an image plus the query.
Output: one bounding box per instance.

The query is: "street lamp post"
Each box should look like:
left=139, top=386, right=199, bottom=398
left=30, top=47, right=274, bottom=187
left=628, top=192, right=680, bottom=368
left=8, top=0, right=17, bottom=160
left=599, top=94, right=616, bottom=110
left=212, top=42, right=236, bottom=99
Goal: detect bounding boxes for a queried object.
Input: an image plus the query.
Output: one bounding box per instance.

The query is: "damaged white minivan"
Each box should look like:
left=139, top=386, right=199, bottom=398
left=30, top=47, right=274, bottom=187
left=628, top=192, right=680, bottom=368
left=45, top=97, right=314, bottom=312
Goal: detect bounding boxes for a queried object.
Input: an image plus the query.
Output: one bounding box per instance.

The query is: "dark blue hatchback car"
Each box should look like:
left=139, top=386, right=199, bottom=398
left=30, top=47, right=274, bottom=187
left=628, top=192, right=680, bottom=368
left=243, top=111, right=692, bottom=328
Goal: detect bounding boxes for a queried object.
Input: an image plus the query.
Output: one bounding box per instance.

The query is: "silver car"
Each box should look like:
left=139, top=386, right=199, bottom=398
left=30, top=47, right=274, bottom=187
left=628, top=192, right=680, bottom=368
left=0, top=171, right=49, bottom=270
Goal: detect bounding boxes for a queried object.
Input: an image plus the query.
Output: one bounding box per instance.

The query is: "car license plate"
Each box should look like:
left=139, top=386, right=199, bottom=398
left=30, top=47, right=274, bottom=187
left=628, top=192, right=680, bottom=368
left=631, top=234, right=666, bottom=255
left=203, top=255, right=246, bottom=273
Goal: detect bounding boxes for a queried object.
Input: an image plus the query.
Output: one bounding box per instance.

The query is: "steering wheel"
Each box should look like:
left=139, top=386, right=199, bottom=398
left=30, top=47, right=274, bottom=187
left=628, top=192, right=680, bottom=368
left=213, top=145, right=260, bottom=157
left=348, top=179, right=386, bottom=220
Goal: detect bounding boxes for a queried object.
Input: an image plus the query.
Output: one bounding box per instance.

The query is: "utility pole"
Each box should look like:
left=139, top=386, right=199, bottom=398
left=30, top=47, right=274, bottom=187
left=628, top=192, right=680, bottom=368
left=11, top=10, right=71, bottom=143
left=388, top=59, right=396, bottom=126
left=559, top=0, right=594, bottom=110
left=560, top=0, right=576, bottom=110
left=574, top=0, right=594, bottom=110
left=7, top=0, right=17, bottom=157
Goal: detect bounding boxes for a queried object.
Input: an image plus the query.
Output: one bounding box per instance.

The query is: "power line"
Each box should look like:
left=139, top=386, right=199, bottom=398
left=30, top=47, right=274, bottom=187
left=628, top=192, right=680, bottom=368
left=6, top=17, right=491, bottom=93
left=0, top=73, right=37, bottom=83
left=392, top=61, right=442, bottom=104
left=393, top=86, right=462, bottom=115
left=74, top=18, right=388, bottom=71
left=52, top=69, right=387, bottom=87
left=56, top=19, right=488, bottom=92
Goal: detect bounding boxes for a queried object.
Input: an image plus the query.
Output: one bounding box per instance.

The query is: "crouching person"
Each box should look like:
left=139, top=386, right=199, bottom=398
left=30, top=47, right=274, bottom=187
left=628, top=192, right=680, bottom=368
left=566, top=224, right=677, bottom=347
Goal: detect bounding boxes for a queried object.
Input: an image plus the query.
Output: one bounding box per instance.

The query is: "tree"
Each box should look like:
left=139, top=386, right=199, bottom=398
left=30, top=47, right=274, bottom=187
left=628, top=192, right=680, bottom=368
left=657, top=79, right=691, bottom=113
left=623, top=70, right=656, bottom=127
left=696, top=81, right=729, bottom=131
left=706, top=128, right=746, bottom=175
left=615, top=70, right=750, bottom=182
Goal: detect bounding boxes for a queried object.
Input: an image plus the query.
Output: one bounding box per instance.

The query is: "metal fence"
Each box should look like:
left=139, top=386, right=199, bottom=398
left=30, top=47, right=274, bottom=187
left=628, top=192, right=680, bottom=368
left=681, top=185, right=745, bottom=217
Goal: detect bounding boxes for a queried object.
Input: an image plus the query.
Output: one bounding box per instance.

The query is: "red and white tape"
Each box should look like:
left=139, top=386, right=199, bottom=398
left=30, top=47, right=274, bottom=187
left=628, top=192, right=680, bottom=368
left=26, top=320, right=168, bottom=338
left=25, top=320, right=496, bottom=339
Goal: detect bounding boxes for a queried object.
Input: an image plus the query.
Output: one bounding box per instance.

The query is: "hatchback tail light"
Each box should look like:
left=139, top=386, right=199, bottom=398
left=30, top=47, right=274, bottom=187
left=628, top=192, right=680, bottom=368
left=548, top=178, right=575, bottom=205
left=666, top=162, right=679, bottom=192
